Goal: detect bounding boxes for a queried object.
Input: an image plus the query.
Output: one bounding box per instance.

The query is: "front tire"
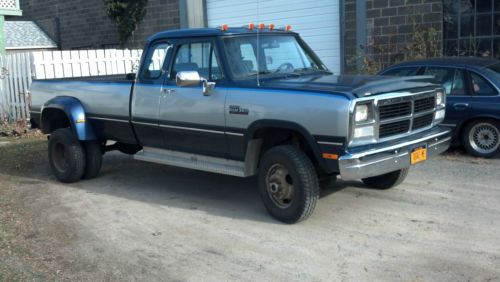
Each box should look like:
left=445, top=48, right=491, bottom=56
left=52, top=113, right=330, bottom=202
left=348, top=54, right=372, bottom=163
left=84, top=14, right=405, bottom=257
left=462, top=119, right=500, bottom=158
left=362, top=168, right=409, bottom=189
left=48, top=128, right=86, bottom=183
left=258, top=145, right=319, bottom=224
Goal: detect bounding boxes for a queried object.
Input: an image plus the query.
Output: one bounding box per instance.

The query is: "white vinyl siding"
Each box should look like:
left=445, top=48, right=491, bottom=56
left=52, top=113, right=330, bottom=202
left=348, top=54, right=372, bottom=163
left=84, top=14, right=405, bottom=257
left=206, top=0, right=341, bottom=74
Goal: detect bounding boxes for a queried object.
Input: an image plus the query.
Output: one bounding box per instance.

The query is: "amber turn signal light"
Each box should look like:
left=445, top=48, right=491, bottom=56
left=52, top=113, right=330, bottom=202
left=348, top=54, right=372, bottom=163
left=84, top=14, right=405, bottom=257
left=322, top=153, right=339, bottom=160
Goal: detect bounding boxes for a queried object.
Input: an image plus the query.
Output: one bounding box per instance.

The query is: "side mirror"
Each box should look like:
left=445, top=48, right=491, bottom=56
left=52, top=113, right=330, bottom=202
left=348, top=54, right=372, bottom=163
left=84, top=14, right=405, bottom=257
left=176, top=71, right=201, bottom=87
left=175, top=70, right=216, bottom=96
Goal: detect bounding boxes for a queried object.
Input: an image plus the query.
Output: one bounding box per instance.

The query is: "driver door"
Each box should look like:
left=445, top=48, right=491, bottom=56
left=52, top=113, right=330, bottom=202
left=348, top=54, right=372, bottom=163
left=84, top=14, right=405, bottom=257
left=159, top=39, right=229, bottom=158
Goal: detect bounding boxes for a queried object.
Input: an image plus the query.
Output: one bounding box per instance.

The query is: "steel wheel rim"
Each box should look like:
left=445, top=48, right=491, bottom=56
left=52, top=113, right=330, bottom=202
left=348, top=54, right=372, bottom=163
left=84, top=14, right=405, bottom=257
left=469, top=122, right=500, bottom=154
left=265, top=163, right=295, bottom=209
left=52, top=142, right=69, bottom=172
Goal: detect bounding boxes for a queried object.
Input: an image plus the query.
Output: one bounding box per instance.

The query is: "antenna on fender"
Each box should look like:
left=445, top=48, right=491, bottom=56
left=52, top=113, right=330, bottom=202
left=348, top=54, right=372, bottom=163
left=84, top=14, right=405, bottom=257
left=256, top=0, right=261, bottom=87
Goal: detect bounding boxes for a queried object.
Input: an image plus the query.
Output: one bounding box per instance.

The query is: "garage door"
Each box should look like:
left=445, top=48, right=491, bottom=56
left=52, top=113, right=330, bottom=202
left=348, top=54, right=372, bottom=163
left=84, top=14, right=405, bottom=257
left=206, top=0, right=341, bottom=74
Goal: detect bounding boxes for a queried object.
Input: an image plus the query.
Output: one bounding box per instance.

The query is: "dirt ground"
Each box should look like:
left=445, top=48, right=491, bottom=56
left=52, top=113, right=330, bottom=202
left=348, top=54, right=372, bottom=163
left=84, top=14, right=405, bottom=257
left=1, top=136, right=499, bottom=281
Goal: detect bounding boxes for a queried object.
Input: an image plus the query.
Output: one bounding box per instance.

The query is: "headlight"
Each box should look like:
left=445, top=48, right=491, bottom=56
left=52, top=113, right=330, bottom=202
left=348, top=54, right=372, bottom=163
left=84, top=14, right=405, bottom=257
left=355, top=104, right=369, bottom=122
left=436, top=90, right=445, bottom=107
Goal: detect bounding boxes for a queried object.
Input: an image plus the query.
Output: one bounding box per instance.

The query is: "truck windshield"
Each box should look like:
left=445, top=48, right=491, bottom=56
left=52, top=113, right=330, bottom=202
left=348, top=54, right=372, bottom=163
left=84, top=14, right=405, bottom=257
left=222, top=35, right=328, bottom=79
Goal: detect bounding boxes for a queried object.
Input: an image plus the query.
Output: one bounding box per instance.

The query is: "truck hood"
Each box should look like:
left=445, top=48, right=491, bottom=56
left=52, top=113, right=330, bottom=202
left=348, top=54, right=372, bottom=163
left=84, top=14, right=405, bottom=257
left=257, top=73, right=437, bottom=98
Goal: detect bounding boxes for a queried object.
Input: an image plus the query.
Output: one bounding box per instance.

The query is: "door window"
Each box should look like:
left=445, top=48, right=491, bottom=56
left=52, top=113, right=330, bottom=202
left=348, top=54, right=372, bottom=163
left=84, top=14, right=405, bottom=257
left=470, top=72, right=498, bottom=96
left=142, top=43, right=171, bottom=80
left=423, top=67, right=466, bottom=96
left=171, top=42, right=223, bottom=81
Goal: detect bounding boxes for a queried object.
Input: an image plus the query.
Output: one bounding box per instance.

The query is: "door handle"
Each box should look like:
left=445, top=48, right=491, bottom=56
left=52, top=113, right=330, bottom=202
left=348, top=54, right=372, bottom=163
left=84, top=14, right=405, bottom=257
left=162, top=89, right=175, bottom=97
left=453, top=103, right=469, bottom=110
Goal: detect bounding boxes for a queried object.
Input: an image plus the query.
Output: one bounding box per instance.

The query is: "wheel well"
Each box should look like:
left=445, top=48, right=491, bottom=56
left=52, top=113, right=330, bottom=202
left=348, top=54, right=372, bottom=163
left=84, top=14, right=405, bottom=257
left=41, top=108, right=70, bottom=134
left=252, top=127, right=319, bottom=169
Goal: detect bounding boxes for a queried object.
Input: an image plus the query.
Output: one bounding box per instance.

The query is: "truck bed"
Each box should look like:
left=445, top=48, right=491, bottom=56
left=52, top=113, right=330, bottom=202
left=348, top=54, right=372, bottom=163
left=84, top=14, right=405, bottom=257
left=30, top=74, right=137, bottom=144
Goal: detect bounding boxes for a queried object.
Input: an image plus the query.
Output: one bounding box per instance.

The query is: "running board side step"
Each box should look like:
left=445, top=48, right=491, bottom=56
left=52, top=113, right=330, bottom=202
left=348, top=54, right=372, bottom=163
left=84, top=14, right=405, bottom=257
left=134, top=147, right=248, bottom=177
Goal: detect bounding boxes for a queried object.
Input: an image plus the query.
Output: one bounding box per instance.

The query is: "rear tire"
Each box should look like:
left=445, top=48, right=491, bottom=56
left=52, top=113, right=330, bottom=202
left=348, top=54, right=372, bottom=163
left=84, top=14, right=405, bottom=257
left=258, top=145, right=319, bottom=224
left=82, top=141, right=102, bottom=179
left=461, top=119, right=500, bottom=158
left=362, top=167, right=409, bottom=189
left=48, top=128, right=85, bottom=183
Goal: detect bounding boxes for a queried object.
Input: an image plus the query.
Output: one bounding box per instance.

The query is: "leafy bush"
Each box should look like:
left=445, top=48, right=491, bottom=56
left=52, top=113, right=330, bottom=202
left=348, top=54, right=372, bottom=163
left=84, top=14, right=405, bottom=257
left=104, top=0, right=148, bottom=46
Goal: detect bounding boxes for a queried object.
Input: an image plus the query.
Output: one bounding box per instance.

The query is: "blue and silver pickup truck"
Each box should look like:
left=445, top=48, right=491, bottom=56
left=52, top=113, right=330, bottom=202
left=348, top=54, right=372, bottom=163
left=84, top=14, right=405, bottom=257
left=29, top=27, right=451, bottom=223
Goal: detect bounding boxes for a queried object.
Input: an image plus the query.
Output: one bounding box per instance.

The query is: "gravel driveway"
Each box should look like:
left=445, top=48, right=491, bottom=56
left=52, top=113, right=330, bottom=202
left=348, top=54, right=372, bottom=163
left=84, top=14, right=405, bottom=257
left=1, top=138, right=499, bottom=281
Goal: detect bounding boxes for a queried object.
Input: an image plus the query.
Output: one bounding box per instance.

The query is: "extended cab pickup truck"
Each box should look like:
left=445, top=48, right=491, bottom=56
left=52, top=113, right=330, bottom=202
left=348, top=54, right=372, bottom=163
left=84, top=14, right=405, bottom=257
left=30, top=27, right=451, bottom=223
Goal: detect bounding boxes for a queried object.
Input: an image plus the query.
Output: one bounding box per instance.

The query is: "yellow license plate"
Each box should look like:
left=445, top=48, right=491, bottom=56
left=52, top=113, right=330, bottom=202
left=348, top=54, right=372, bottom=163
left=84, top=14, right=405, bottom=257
left=411, top=147, right=427, bottom=165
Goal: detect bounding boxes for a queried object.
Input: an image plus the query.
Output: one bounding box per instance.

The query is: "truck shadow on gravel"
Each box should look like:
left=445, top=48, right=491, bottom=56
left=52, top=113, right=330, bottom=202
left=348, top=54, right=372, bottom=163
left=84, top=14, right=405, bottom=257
left=67, top=153, right=366, bottom=223
left=0, top=140, right=394, bottom=224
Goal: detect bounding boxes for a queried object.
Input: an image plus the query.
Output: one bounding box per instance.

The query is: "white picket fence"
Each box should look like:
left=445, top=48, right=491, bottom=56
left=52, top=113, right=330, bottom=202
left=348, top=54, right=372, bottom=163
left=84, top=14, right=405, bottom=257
left=0, top=53, right=32, bottom=122
left=0, top=49, right=143, bottom=122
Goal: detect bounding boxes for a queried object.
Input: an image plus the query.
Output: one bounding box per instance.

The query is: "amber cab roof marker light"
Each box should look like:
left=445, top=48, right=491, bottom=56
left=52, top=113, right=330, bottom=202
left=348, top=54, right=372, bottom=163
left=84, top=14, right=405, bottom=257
left=220, top=24, right=229, bottom=31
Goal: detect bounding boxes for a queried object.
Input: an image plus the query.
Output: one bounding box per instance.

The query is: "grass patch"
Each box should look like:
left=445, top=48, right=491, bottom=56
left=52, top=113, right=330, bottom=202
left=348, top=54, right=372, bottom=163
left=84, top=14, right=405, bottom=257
left=0, top=138, right=56, bottom=281
left=0, top=137, right=46, bottom=173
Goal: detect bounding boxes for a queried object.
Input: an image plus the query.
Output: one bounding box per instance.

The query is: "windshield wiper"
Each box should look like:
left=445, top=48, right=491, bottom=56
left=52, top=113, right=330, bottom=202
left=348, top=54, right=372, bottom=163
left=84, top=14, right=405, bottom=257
left=293, top=68, right=330, bottom=74
left=247, top=70, right=272, bottom=77
left=247, top=70, right=301, bottom=79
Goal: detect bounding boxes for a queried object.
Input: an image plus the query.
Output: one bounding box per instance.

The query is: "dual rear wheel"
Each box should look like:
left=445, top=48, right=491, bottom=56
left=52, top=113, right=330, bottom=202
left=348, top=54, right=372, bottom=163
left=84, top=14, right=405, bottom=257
left=48, top=128, right=102, bottom=183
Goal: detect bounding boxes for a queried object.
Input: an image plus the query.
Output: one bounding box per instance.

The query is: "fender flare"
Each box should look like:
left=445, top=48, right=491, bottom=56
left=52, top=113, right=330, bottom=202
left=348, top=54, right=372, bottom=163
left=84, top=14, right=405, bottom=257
left=41, top=96, right=97, bottom=141
left=244, top=119, right=328, bottom=171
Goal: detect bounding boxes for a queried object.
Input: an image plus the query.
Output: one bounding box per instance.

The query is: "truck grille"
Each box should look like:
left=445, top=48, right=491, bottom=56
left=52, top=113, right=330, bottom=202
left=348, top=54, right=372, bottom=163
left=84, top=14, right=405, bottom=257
left=379, top=120, right=410, bottom=138
left=414, top=96, right=435, bottom=113
left=412, top=113, right=434, bottom=130
left=379, top=102, right=411, bottom=119
left=377, top=91, right=436, bottom=139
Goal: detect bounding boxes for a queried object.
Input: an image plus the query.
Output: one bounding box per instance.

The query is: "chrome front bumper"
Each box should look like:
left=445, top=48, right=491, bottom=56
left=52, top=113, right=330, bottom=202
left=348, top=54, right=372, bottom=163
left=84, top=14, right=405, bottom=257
left=339, top=126, right=452, bottom=180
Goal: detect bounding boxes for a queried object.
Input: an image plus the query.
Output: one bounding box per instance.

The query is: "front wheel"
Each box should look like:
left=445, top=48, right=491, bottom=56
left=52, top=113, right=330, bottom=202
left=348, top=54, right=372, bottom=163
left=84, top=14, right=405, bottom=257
left=362, top=168, right=409, bottom=189
left=48, top=128, right=86, bottom=183
left=258, top=145, right=319, bottom=224
left=462, top=119, right=500, bottom=158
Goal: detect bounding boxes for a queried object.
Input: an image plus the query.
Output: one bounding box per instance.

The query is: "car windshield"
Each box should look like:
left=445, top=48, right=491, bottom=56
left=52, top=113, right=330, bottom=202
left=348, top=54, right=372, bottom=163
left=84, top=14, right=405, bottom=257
left=222, top=35, right=327, bottom=79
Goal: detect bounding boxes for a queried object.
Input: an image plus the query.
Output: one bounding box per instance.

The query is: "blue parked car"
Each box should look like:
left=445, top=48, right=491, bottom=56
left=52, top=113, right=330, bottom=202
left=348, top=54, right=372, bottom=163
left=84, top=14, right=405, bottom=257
left=379, top=58, right=500, bottom=158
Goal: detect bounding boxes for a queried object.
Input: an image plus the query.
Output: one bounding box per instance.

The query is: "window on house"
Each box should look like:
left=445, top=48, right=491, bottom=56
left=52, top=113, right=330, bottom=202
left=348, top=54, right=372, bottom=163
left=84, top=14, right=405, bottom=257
left=443, top=0, right=500, bottom=58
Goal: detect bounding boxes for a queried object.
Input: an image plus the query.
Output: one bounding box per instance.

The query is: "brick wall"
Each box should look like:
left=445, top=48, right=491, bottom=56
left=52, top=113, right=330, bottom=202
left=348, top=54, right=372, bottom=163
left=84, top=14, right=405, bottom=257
left=365, top=0, right=443, bottom=71
left=12, top=0, right=180, bottom=50
left=343, top=0, right=357, bottom=74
